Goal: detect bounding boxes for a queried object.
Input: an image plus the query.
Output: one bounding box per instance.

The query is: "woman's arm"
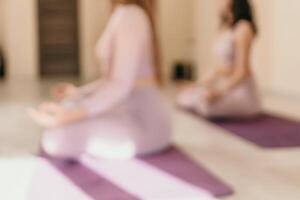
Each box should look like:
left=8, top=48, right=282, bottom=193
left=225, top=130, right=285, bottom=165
left=201, top=68, right=219, bottom=87
left=220, top=21, right=253, bottom=93
left=77, top=79, right=105, bottom=96
left=205, top=21, right=254, bottom=103
left=51, top=80, right=105, bottom=102
left=28, top=102, right=87, bottom=128
left=29, top=6, right=150, bottom=127
left=201, top=67, right=232, bottom=87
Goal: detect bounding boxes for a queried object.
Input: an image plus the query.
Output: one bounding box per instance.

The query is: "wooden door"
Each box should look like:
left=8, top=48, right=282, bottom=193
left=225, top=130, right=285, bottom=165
left=38, top=0, right=80, bottom=76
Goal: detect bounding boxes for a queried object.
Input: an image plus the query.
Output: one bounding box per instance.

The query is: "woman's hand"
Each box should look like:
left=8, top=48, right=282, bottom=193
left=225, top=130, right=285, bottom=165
left=28, top=102, right=87, bottom=128
left=28, top=102, right=63, bottom=128
left=204, top=89, right=223, bottom=103
left=51, top=83, right=78, bottom=102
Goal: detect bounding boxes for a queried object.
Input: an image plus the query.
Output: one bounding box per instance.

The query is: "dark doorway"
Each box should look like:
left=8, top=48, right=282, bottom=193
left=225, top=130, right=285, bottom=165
left=38, top=0, right=80, bottom=76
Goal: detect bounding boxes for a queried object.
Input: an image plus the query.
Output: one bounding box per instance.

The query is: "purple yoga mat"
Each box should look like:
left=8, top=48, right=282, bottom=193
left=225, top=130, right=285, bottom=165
left=211, top=113, right=300, bottom=148
left=141, top=146, right=233, bottom=197
left=47, top=157, right=138, bottom=200
left=43, top=146, right=233, bottom=199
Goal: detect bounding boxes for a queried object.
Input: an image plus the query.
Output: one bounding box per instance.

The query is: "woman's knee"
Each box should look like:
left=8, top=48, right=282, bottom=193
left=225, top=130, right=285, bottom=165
left=176, top=90, right=195, bottom=108
left=134, top=127, right=172, bottom=157
left=41, top=130, right=64, bottom=157
left=41, top=129, right=81, bottom=159
left=86, top=133, right=137, bottom=160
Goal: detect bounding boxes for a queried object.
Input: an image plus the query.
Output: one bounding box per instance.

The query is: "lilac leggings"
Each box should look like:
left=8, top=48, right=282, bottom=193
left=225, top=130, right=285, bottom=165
left=42, top=87, right=172, bottom=159
left=177, top=78, right=262, bottom=118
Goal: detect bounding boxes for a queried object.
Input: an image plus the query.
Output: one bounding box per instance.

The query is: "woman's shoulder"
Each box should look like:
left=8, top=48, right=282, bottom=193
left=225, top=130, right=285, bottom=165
left=233, top=20, right=254, bottom=41
left=235, top=20, right=253, bottom=31
left=112, top=4, right=150, bottom=33
left=115, top=4, right=148, bottom=20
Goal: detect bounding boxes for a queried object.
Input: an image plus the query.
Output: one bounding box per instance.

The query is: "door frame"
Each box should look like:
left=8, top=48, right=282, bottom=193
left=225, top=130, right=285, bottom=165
left=37, top=0, right=81, bottom=77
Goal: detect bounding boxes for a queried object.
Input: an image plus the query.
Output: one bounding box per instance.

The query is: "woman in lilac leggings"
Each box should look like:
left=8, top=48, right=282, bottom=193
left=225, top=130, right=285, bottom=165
left=29, top=0, right=171, bottom=159
left=177, top=0, right=261, bottom=119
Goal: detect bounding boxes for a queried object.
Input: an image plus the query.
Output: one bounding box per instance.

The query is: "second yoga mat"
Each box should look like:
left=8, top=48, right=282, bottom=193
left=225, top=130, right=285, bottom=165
left=210, top=113, right=300, bottom=148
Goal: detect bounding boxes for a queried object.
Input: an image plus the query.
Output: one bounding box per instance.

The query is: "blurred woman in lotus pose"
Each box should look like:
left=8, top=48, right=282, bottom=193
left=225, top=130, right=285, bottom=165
left=177, top=0, right=261, bottom=119
left=29, top=0, right=171, bottom=159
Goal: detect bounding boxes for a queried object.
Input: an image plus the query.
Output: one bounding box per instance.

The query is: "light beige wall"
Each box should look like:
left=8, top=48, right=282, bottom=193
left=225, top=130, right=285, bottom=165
left=79, top=0, right=110, bottom=81
left=1, top=0, right=193, bottom=82
left=2, top=0, right=38, bottom=81
left=3, top=0, right=300, bottom=97
left=193, top=0, right=219, bottom=76
left=157, top=0, right=194, bottom=80
left=2, top=0, right=110, bottom=81
left=251, top=0, right=274, bottom=90
left=272, top=0, right=300, bottom=95
left=0, top=0, right=4, bottom=47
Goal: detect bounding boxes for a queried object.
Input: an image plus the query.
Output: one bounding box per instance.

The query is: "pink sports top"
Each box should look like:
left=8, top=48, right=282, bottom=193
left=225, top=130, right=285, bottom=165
left=77, top=5, right=157, bottom=116
left=214, top=30, right=235, bottom=68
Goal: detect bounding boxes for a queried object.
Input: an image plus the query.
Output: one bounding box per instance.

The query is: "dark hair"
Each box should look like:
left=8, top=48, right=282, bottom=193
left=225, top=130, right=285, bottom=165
left=232, top=0, right=257, bottom=34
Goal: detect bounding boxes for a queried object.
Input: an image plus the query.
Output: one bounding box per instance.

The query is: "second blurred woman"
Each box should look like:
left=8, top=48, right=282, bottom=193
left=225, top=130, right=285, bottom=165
left=177, top=0, right=261, bottom=119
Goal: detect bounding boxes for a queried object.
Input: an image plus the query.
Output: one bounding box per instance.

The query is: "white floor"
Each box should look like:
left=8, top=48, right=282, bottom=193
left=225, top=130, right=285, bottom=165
left=1, top=79, right=300, bottom=200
